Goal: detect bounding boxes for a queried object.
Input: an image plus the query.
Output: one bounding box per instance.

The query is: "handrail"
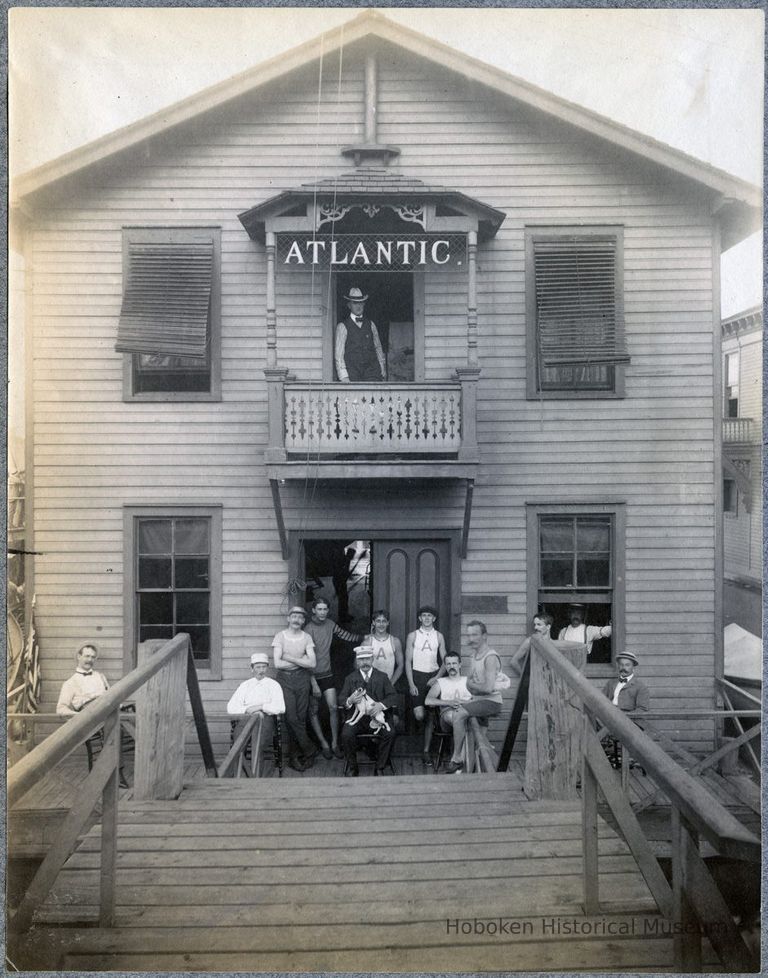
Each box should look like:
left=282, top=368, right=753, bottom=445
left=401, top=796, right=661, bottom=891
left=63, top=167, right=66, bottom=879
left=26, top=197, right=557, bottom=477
left=8, top=634, right=189, bottom=809
left=531, top=636, right=759, bottom=862
left=217, top=713, right=263, bottom=778
left=717, top=676, right=761, bottom=707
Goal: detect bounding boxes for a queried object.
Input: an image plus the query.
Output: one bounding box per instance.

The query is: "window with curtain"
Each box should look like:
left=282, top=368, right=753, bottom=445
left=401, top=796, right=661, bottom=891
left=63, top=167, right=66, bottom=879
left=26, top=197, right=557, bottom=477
left=116, top=228, right=221, bottom=398
left=526, top=228, right=628, bottom=397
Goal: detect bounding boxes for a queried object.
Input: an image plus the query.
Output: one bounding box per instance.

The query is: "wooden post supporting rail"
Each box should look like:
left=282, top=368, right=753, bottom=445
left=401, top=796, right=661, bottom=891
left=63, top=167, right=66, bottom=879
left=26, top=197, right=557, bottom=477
left=133, top=639, right=187, bottom=801
left=524, top=640, right=587, bottom=799
left=99, top=709, right=120, bottom=926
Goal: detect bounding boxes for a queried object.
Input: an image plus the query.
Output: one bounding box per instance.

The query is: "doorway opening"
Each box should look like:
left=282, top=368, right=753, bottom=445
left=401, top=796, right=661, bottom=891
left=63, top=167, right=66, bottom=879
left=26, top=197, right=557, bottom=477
left=334, top=272, right=415, bottom=381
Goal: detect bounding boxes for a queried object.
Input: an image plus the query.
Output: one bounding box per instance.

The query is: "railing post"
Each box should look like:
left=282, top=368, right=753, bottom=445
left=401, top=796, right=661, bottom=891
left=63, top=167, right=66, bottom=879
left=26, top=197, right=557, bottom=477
left=454, top=366, right=480, bottom=463
left=581, top=712, right=600, bottom=914
left=671, top=806, right=703, bottom=972
left=265, top=230, right=277, bottom=368
left=264, top=367, right=291, bottom=463
left=133, top=638, right=188, bottom=801
left=99, top=708, right=120, bottom=927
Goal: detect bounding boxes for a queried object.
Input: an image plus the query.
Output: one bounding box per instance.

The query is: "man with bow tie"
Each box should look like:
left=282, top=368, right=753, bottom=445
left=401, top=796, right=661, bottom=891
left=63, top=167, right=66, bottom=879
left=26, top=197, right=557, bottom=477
left=339, top=644, right=398, bottom=776
left=603, top=651, right=650, bottom=714
left=57, top=643, right=130, bottom=787
left=57, top=643, right=110, bottom=716
left=334, top=286, right=387, bottom=383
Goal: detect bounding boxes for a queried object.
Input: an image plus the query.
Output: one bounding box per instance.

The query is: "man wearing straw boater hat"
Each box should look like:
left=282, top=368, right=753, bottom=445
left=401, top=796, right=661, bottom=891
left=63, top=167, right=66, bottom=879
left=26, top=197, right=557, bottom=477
left=603, top=651, right=649, bottom=714
left=334, top=286, right=387, bottom=383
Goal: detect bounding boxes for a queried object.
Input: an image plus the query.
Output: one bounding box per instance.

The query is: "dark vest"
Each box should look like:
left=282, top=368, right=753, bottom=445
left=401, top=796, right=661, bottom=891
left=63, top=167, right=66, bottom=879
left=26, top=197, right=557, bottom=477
left=342, top=316, right=382, bottom=382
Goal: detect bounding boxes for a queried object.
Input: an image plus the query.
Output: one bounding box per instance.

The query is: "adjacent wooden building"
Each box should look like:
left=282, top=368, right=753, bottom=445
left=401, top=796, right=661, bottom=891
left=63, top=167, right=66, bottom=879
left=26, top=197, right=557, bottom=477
left=12, top=11, right=760, bottom=754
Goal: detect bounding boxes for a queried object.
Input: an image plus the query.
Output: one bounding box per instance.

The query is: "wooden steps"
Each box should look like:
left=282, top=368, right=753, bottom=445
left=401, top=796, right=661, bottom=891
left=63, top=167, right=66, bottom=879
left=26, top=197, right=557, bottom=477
left=11, top=772, right=688, bottom=972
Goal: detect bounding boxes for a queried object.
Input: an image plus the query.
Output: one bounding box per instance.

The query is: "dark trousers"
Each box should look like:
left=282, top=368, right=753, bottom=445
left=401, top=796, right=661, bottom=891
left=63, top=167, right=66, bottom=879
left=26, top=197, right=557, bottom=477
left=341, top=716, right=395, bottom=770
left=276, top=669, right=315, bottom=759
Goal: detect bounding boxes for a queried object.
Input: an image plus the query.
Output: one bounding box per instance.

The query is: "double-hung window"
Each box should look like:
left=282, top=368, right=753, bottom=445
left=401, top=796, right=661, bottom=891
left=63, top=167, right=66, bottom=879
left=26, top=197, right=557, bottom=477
left=526, top=227, right=628, bottom=398
left=117, top=227, right=221, bottom=400
left=527, top=503, right=625, bottom=667
left=124, top=506, right=222, bottom=678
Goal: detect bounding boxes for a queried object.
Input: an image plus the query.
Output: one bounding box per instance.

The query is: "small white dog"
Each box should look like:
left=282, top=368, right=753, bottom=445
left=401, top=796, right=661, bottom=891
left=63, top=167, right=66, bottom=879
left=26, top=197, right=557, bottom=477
left=345, top=686, right=390, bottom=734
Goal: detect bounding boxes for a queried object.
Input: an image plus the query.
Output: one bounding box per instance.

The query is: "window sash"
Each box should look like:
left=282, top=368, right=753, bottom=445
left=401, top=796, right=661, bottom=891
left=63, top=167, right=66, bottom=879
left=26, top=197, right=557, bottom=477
left=135, top=516, right=212, bottom=666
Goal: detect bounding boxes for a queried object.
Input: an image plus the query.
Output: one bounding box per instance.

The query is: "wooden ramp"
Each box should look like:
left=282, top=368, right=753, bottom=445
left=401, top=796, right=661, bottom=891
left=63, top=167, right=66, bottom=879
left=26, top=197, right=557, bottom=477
left=26, top=774, right=686, bottom=972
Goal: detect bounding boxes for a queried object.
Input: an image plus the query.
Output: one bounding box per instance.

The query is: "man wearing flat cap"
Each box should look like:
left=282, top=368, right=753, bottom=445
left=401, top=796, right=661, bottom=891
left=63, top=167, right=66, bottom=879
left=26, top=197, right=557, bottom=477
left=334, top=287, right=387, bottom=383
left=272, top=606, right=317, bottom=772
left=339, top=645, right=398, bottom=776
left=558, top=602, right=612, bottom=657
left=603, top=651, right=650, bottom=713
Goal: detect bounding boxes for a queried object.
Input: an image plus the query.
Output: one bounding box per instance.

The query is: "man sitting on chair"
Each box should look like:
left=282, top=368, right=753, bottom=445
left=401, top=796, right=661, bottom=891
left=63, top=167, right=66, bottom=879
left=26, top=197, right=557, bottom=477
left=424, top=652, right=472, bottom=737
left=604, top=651, right=649, bottom=714
left=227, top=652, right=286, bottom=717
left=339, top=645, right=398, bottom=776
left=56, top=643, right=129, bottom=787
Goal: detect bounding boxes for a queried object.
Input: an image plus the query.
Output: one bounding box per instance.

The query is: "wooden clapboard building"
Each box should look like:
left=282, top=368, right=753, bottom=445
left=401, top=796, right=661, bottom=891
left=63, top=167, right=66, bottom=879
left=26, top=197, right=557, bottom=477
left=12, top=11, right=760, bottom=756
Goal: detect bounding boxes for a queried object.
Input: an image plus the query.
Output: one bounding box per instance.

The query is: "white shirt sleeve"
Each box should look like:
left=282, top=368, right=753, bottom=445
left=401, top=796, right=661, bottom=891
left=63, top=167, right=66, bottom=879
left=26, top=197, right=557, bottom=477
left=334, top=322, right=349, bottom=381
left=369, top=321, right=386, bottom=379
left=263, top=679, right=286, bottom=716
left=226, top=682, right=248, bottom=715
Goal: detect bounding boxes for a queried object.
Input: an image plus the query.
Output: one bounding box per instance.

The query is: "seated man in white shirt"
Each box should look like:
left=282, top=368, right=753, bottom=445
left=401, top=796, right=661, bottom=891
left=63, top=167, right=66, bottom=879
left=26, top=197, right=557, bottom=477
left=57, top=643, right=110, bottom=716
left=227, top=652, right=286, bottom=717
left=424, top=652, right=472, bottom=746
left=227, top=652, right=286, bottom=772
left=558, top=603, right=611, bottom=656
left=57, top=643, right=129, bottom=787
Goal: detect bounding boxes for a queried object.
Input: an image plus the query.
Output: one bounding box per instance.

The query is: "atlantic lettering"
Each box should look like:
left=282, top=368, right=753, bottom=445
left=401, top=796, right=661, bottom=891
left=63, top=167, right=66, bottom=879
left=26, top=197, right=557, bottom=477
left=279, top=234, right=464, bottom=269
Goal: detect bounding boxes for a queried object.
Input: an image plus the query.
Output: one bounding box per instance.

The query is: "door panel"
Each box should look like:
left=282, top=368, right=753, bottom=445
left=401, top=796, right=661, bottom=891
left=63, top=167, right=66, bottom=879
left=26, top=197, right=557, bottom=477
left=373, top=540, right=451, bottom=648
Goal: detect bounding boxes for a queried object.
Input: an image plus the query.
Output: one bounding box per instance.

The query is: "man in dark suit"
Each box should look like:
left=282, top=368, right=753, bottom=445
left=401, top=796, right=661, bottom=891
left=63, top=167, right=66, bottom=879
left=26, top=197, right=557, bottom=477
left=334, top=287, right=387, bottom=383
left=339, top=644, right=398, bottom=776
left=603, top=651, right=650, bottom=713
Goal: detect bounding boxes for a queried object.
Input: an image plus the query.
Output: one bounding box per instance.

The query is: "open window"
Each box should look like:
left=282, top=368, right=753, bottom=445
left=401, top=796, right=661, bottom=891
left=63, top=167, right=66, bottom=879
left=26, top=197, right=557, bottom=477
left=332, top=272, right=419, bottom=382
left=527, top=503, right=625, bottom=667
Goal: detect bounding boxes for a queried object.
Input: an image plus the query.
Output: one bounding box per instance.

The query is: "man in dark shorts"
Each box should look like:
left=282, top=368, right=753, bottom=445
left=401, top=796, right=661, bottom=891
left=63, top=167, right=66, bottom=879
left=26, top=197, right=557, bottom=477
left=405, top=605, right=447, bottom=765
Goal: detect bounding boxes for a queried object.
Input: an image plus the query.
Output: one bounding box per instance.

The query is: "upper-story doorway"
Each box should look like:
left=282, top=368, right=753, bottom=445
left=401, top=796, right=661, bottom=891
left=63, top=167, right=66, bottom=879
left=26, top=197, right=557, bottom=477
left=327, top=271, right=424, bottom=382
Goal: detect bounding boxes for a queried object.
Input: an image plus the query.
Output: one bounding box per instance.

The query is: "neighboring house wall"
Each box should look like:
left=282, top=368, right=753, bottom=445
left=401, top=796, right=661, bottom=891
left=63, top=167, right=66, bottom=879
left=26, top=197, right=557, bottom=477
left=722, top=312, right=762, bottom=584
left=26, top=45, right=719, bottom=751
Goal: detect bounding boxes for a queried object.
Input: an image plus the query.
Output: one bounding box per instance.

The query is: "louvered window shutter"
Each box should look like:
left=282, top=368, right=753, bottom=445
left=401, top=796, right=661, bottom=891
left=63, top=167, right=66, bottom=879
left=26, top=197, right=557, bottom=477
left=115, top=241, right=213, bottom=358
left=534, top=237, right=629, bottom=369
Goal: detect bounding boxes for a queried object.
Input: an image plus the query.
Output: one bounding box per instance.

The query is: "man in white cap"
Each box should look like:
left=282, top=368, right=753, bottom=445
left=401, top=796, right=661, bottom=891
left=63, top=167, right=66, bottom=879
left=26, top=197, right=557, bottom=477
left=558, top=603, right=612, bottom=657
left=603, top=651, right=650, bottom=713
left=334, top=286, right=387, bottom=383
left=339, top=644, right=398, bottom=776
left=227, top=653, right=286, bottom=717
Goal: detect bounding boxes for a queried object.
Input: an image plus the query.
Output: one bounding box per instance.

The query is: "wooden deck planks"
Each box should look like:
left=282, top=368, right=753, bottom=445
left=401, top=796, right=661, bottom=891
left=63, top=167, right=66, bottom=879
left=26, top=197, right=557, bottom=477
left=28, top=773, right=680, bottom=971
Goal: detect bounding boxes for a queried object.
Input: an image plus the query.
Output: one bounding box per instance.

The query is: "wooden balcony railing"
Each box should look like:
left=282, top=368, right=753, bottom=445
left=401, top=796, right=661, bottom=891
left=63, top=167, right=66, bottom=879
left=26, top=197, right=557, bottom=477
left=265, top=368, right=480, bottom=462
left=723, top=417, right=754, bottom=444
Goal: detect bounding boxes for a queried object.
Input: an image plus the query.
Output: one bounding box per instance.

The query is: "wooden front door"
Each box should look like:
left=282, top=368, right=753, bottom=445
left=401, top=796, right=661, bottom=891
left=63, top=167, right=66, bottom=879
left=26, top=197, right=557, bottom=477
left=372, top=540, right=452, bottom=649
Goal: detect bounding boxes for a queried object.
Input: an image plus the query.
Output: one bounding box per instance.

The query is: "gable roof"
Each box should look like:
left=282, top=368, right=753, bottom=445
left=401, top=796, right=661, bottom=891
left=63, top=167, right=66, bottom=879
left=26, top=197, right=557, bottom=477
left=12, top=9, right=761, bottom=221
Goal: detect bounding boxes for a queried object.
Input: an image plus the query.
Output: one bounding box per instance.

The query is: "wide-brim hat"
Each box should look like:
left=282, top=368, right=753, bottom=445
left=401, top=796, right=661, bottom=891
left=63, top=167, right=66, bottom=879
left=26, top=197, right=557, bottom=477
left=615, top=650, right=639, bottom=666
left=287, top=605, right=307, bottom=618
left=250, top=652, right=269, bottom=665
left=354, top=644, right=374, bottom=659
left=344, top=287, right=368, bottom=303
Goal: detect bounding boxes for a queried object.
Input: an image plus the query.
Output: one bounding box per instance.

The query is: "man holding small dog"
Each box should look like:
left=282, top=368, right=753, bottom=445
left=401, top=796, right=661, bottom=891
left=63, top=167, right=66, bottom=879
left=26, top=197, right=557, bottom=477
left=339, top=645, right=398, bottom=776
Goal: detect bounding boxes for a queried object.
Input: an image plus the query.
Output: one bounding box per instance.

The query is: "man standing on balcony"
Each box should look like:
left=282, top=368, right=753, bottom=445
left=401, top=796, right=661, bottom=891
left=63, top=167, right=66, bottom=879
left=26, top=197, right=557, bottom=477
left=334, top=286, right=387, bottom=382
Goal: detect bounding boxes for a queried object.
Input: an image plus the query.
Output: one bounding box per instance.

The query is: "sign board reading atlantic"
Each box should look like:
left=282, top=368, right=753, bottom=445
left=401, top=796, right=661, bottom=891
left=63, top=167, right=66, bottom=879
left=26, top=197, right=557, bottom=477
left=276, top=233, right=467, bottom=270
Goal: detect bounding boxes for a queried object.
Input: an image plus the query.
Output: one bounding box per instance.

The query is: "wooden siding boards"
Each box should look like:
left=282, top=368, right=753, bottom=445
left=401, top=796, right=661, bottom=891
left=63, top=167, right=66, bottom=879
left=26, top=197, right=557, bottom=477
left=26, top=47, right=719, bottom=751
